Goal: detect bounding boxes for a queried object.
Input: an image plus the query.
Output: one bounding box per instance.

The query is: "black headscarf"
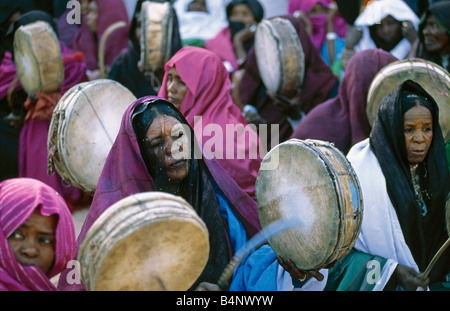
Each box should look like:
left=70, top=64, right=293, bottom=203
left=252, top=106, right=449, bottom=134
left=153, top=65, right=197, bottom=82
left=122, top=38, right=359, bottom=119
left=0, top=0, right=37, bottom=58
left=226, top=0, right=264, bottom=52
left=4, top=10, right=58, bottom=59
left=417, top=1, right=450, bottom=72
left=131, top=99, right=230, bottom=288
left=226, top=0, right=264, bottom=23
left=369, top=79, right=450, bottom=282
left=108, top=0, right=182, bottom=98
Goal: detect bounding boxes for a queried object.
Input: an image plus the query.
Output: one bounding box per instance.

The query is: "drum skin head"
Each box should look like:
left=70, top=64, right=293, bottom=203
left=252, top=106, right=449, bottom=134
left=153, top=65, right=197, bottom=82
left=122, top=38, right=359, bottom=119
left=78, top=192, right=210, bottom=291
left=48, top=79, right=137, bottom=194
left=256, top=139, right=363, bottom=271
left=138, top=1, right=172, bottom=72
left=95, top=217, right=209, bottom=291
left=367, top=59, right=450, bottom=142
left=254, top=18, right=305, bottom=97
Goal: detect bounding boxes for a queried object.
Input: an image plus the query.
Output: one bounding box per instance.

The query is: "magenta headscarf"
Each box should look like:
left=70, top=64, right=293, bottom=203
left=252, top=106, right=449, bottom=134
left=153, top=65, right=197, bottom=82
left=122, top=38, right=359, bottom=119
left=0, top=178, right=75, bottom=291
left=158, top=46, right=262, bottom=199
left=70, top=0, right=130, bottom=70
left=290, top=49, right=398, bottom=154
left=204, top=27, right=239, bottom=72
left=288, top=0, right=347, bottom=50
left=57, top=96, right=262, bottom=291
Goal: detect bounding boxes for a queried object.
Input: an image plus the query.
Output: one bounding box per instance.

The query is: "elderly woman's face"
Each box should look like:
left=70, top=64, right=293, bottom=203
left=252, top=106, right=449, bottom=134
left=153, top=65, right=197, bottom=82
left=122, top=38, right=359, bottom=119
left=375, top=15, right=402, bottom=46
left=146, top=115, right=190, bottom=181
left=422, top=14, right=450, bottom=55
left=403, top=104, right=433, bottom=167
left=7, top=209, right=57, bottom=275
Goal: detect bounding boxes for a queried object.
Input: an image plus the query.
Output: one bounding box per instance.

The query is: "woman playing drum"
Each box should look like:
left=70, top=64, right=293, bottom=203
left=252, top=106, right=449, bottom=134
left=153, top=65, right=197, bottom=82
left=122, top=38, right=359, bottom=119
left=339, top=80, right=449, bottom=291
left=5, top=10, right=90, bottom=212
left=56, top=97, right=261, bottom=291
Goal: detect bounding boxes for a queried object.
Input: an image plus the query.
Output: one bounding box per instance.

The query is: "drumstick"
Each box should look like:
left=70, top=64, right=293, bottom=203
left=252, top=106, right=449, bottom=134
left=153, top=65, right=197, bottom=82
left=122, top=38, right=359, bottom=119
left=418, top=236, right=450, bottom=282
left=98, top=21, right=127, bottom=79
left=217, top=218, right=303, bottom=290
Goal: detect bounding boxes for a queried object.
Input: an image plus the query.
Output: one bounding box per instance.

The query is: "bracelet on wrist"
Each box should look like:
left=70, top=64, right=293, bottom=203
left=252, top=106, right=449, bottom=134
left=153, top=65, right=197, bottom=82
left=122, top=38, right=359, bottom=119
left=326, top=32, right=337, bottom=41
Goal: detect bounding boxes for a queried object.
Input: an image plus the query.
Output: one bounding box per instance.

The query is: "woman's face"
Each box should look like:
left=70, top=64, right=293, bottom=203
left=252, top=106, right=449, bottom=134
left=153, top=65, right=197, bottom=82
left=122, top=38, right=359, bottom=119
left=85, top=1, right=98, bottom=33
left=146, top=115, right=191, bottom=181
left=166, top=67, right=189, bottom=110
left=422, top=14, right=450, bottom=55
left=309, top=2, right=327, bottom=16
left=375, top=15, right=402, bottom=46
left=403, top=104, right=433, bottom=167
left=229, top=4, right=256, bottom=24
left=7, top=209, right=57, bottom=275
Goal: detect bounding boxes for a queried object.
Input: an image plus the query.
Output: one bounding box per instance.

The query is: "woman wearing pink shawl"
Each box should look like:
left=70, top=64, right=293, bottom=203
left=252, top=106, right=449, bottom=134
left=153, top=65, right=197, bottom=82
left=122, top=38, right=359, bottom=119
left=157, top=46, right=263, bottom=200
left=70, top=0, right=130, bottom=73
left=288, top=0, right=347, bottom=68
left=57, top=96, right=262, bottom=291
left=290, top=48, right=398, bottom=154
left=0, top=177, right=76, bottom=291
left=5, top=11, right=91, bottom=212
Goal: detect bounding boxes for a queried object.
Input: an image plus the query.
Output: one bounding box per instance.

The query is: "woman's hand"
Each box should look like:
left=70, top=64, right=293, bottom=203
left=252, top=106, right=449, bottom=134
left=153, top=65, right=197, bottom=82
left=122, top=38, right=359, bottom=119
left=326, top=2, right=339, bottom=24
left=273, top=90, right=303, bottom=119
left=293, top=10, right=313, bottom=35
left=401, top=21, right=418, bottom=45
left=394, top=264, right=429, bottom=291
left=277, top=256, right=325, bottom=282
left=195, top=282, right=223, bottom=291
left=345, top=25, right=363, bottom=49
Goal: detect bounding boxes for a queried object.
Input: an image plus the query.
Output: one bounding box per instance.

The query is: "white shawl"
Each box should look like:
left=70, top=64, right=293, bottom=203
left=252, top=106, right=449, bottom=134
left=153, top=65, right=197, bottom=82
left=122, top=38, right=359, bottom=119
left=354, top=0, right=420, bottom=60
left=347, top=139, right=421, bottom=290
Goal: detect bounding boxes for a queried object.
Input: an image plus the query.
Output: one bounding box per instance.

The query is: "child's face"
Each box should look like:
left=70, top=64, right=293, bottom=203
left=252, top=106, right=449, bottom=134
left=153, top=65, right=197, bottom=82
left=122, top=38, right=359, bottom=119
left=7, top=209, right=57, bottom=275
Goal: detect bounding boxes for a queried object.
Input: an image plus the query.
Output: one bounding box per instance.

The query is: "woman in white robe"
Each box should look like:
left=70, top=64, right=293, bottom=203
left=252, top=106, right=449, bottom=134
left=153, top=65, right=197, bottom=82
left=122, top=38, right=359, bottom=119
left=344, top=79, right=450, bottom=291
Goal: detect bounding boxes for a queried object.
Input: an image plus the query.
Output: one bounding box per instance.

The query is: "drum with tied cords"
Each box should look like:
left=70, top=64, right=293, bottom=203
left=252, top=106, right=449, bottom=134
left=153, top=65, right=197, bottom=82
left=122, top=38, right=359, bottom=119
left=47, top=79, right=136, bottom=194
left=255, top=139, right=363, bottom=271
left=367, top=58, right=450, bottom=142
left=137, top=1, right=174, bottom=90
left=13, top=20, right=64, bottom=98
left=254, top=17, right=305, bottom=97
left=78, top=191, right=210, bottom=291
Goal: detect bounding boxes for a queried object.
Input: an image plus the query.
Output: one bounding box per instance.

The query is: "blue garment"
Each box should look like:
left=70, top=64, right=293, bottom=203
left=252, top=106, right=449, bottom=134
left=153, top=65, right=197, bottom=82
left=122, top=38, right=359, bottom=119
left=320, top=37, right=346, bottom=66
left=229, top=244, right=280, bottom=291
left=213, top=180, right=248, bottom=254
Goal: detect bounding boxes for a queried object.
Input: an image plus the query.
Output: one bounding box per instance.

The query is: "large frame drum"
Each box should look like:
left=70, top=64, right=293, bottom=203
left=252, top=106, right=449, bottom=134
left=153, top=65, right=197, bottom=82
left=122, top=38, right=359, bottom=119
left=254, top=17, right=305, bottom=97
left=256, top=139, right=363, bottom=271
left=137, top=1, right=173, bottom=74
left=367, top=58, right=450, bottom=142
left=13, top=20, right=64, bottom=97
left=47, top=79, right=136, bottom=194
left=78, top=191, right=210, bottom=291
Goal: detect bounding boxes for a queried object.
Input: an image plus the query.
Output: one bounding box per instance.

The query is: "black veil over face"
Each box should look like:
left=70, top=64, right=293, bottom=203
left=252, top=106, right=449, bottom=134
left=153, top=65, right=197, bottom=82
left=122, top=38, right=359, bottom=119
left=132, top=99, right=231, bottom=288
left=369, top=80, right=450, bottom=282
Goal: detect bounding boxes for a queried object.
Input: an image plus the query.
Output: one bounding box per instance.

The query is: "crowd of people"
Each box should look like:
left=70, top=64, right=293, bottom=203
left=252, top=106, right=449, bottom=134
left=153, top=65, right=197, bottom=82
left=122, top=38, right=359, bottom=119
left=0, top=0, right=449, bottom=292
